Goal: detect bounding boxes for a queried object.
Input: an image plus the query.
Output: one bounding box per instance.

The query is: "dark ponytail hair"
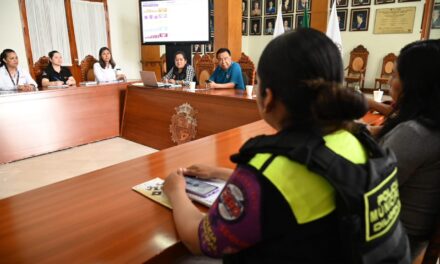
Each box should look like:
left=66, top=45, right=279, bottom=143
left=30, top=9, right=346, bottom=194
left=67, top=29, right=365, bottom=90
left=378, top=39, right=440, bottom=138
left=0, top=49, right=16, bottom=68
left=48, top=50, right=60, bottom=65
left=98, top=47, right=116, bottom=69
left=257, top=28, right=367, bottom=131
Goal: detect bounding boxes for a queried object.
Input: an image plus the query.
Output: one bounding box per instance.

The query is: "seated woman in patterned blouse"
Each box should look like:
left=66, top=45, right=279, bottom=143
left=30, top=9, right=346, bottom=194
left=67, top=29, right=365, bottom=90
left=162, top=51, right=196, bottom=86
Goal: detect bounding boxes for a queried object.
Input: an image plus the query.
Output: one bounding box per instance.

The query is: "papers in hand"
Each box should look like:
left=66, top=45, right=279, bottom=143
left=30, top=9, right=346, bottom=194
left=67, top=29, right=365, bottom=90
left=132, top=177, right=226, bottom=208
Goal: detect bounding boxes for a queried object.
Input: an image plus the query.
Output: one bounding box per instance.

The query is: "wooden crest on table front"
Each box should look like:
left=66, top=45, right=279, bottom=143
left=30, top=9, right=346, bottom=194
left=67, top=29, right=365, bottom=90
left=170, top=103, right=198, bottom=145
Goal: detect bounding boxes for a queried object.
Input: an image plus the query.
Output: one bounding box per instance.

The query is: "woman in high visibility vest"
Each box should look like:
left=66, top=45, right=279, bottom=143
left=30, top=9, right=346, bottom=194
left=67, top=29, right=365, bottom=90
left=163, top=28, right=409, bottom=263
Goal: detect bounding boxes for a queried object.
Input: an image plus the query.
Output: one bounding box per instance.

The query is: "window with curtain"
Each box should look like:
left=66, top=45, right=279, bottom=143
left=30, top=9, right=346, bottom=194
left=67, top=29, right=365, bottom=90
left=25, top=0, right=72, bottom=65
left=71, top=0, right=108, bottom=63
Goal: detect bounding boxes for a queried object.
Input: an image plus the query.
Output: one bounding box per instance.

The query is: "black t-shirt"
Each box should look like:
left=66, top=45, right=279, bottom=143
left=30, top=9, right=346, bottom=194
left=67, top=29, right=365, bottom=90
left=41, top=65, right=72, bottom=84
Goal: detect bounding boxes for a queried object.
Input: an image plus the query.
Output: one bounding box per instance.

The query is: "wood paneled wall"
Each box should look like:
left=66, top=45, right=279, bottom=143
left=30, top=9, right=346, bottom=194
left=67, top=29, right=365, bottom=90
left=214, top=0, right=242, bottom=61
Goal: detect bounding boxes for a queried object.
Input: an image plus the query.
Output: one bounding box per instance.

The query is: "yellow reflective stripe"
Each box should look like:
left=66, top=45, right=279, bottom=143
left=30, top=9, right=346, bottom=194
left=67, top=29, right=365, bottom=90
left=324, top=130, right=367, bottom=164
left=248, top=153, right=272, bottom=170
left=262, top=156, right=336, bottom=224
left=249, top=130, right=367, bottom=224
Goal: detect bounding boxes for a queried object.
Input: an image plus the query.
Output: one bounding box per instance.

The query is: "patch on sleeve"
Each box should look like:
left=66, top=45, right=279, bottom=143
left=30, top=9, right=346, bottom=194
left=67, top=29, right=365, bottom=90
left=199, top=216, right=218, bottom=255
left=218, top=184, right=245, bottom=221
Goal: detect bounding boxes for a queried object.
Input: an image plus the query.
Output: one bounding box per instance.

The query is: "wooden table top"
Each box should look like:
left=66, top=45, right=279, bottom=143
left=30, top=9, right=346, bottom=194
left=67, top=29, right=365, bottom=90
left=0, top=120, right=275, bottom=263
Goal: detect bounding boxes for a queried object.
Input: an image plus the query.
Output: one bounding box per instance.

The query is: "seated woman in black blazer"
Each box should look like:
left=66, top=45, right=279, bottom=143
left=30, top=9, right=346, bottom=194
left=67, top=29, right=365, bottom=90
left=41, top=50, right=76, bottom=87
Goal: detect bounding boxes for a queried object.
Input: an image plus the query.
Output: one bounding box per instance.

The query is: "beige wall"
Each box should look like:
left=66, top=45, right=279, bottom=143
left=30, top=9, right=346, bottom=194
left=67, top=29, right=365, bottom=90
left=107, top=0, right=141, bottom=79
left=0, top=0, right=142, bottom=79
left=0, top=0, right=29, bottom=70
left=242, top=1, right=426, bottom=89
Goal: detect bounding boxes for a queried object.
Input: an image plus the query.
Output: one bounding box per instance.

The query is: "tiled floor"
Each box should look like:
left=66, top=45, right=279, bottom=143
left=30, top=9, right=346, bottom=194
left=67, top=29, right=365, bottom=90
left=0, top=137, right=157, bottom=199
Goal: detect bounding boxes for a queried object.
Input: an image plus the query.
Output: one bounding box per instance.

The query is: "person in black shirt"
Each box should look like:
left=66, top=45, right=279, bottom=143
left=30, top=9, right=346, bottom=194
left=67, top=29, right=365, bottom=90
left=42, top=50, right=76, bottom=87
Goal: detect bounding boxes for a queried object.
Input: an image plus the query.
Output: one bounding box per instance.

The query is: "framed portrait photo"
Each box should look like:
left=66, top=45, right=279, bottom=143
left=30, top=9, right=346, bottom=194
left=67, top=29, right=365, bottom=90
left=265, top=0, right=278, bottom=16
left=330, top=0, right=348, bottom=8
left=192, top=44, right=203, bottom=54
left=264, top=16, right=276, bottom=35
left=204, top=42, right=214, bottom=53
left=297, top=0, right=312, bottom=12
left=350, top=8, right=370, bottom=31
left=282, top=15, right=293, bottom=31
left=242, top=0, right=248, bottom=17
left=352, top=0, right=371, bottom=6
left=242, top=19, right=248, bottom=35
left=337, top=9, right=348, bottom=31
left=249, top=18, right=262, bottom=35
left=250, top=0, right=262, bottom=17
left=295, top=13, right=312, bottom=28
left=281, top=0, right=294, bottom=13
left=432, top=4, right=440, bottom=29
left=375, top=0, right=395, bottom=4
left=397, top=0, right=421, bottom=2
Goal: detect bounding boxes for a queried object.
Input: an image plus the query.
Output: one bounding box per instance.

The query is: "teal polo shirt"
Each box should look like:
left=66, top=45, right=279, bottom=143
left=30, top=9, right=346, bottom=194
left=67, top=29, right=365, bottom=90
left=209, top=62, right=245, bottom=90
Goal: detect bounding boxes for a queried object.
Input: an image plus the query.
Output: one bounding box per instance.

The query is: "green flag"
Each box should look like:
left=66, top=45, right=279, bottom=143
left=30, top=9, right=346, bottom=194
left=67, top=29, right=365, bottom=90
left=302, top=1, right=310, bottom=28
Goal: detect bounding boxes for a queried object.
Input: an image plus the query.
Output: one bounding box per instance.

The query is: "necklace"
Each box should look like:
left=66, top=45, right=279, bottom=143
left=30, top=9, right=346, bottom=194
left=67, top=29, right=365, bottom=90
left=6, top=67, right=19, bottom=86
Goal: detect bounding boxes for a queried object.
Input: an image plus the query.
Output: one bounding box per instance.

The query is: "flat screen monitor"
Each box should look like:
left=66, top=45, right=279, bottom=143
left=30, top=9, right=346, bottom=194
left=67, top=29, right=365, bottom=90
left=139, top=0, right=210, bottom=45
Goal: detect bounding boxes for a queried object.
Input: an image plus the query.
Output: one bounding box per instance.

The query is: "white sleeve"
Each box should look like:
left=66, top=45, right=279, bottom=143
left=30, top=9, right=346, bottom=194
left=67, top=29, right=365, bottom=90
left=93, top=62, right=105, bottom=82
left=23, top=70, right=37, bottom=87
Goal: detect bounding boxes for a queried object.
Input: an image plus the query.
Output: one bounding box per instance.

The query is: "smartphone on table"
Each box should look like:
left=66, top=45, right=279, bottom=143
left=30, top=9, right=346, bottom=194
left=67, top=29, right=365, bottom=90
left=184, top=176, right=219, bottom=198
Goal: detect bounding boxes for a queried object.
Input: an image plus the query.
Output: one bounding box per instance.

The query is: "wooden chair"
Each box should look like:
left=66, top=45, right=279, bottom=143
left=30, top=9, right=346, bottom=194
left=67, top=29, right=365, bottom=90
left=238, top=52, right=256, bottom=85
left=192, top=52, right=202, bottom=69
left=374, top=53, right=397, bottom=90
left=345, top=45, right=369, bottom=90
left=80, top=55, right=98, bottom=82
left=33, top=56, right=50, bottom=88
left=159, top=53, right=167, bottom=77
left=207, top=53, right=217, bottom=64
left=195, top=54, right=215, bottom=87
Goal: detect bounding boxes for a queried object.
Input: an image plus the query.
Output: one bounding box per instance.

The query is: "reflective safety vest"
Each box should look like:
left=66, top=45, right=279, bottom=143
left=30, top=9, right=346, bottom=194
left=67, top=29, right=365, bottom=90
left=229, top=128, right=410, bottom=264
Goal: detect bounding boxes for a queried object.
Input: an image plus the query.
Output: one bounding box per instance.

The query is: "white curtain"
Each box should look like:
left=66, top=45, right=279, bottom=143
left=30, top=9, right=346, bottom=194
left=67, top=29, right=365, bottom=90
left=71, top=0, right=108, bottom=64
left=26, top=0, right=72, bottom=65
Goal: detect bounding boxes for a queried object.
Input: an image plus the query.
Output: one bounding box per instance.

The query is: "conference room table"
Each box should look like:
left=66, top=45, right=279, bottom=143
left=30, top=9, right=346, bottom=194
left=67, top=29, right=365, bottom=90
left=0, top=81, right=133, bottom=164
left=0, top=120, right=276, bottom=263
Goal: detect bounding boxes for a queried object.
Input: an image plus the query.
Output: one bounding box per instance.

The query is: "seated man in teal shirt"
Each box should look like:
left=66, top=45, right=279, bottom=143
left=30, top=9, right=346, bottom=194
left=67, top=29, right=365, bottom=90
left=207, top=48, right=245, bottom=90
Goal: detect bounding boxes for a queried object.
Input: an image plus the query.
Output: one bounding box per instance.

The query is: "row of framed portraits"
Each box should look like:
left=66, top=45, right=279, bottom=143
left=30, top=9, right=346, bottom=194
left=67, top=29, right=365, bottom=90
left=242, top=8, right=371, bottom=35
left=242, top=0, right=421, bottom=17
left=192, top=42, right=214, bottom=54
left=243, top=0, right=311, bottom=17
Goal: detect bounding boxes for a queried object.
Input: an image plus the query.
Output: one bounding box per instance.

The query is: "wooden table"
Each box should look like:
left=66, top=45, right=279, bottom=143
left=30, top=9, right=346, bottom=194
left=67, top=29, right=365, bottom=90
left=0, top=82, right=130, bottom=164
left=121, top=85, right=261, bottom=150
left=0, top=120, right=275, bottom=263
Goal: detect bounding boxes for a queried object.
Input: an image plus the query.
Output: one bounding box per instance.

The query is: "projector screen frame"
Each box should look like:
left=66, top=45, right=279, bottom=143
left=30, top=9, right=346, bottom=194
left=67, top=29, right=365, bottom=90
left=139, top=0, right=211, bottom=45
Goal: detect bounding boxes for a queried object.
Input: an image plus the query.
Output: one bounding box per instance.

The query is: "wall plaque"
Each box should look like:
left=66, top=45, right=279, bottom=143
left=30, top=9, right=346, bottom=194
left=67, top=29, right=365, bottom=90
left=373, top=7, right=416, bottom=34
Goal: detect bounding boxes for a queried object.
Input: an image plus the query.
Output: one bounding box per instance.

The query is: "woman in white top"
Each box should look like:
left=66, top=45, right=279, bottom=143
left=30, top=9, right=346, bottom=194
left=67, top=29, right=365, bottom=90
left=93, top=47, right=126, bottom=83
left=0, top=49, right=37, bottom=91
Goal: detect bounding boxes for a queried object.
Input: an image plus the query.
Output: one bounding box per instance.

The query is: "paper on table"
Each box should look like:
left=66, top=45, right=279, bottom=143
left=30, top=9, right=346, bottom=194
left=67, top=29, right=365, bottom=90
left=132, top=177, right=226, bottom=208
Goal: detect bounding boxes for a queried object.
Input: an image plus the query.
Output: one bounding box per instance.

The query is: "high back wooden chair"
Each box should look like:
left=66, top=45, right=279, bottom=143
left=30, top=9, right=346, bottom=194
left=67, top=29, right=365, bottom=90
left=80, top=55, right=98, bottom=82
left=33, top=56, right=50, bottom=88
left=238, top=52, right=256, bottom=85
left=374, top=53, right=397, bottom=90
left=345, top=45, right=369, bottom=90
left=192, top=52, right=202, bottom=70
left=159, top=53, right=167, bottom=78
left=195, top=54, right=215, bottom=87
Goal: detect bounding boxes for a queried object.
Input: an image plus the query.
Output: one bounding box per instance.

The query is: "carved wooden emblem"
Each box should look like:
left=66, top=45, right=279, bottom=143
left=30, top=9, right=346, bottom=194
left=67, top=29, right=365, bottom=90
left=170, top=103, right=198, bottom=145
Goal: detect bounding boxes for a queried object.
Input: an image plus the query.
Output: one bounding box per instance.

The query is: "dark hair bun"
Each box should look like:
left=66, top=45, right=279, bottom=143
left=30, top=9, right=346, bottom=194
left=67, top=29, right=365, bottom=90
left=309, top=80, right=368, bottom=122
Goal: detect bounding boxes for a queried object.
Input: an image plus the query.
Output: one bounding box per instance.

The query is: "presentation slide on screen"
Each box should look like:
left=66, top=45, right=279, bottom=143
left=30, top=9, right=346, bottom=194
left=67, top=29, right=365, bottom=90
left=141, top=0, right=209, bottom=43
